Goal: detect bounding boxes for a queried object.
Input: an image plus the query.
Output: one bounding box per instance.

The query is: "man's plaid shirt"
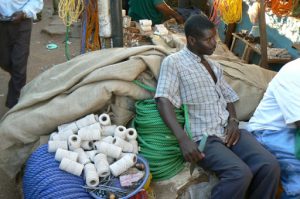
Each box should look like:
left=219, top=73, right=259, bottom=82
left=155, top=47, right=239, bottom=142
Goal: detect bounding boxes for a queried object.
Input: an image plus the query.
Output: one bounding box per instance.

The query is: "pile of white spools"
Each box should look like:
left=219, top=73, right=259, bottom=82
left=48, top=113, right=139, bottom=188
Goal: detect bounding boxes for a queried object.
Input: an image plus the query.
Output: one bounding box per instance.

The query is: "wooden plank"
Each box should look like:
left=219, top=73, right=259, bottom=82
left=259, top=0, right=269, bottom=69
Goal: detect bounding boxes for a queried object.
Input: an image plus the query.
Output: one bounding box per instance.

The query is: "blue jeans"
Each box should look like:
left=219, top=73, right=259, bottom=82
left=252, top=129, right=300, bottom=199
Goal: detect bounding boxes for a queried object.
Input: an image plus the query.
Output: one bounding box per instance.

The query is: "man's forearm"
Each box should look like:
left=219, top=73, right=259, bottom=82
left=226, top=103, right=238, bottom=121
left=155, top=3, right=184, bottom=24
left=156, top=97, right=189, bottom=142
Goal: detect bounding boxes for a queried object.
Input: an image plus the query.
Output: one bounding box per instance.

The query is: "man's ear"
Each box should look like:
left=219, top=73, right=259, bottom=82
left=187, top=35, right=196, bottom=46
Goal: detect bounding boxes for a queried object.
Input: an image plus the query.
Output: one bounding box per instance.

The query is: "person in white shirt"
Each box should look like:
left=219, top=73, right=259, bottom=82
left=0, top=0, right=43, bottom=108
left=247, top=58, right=300, bottom=199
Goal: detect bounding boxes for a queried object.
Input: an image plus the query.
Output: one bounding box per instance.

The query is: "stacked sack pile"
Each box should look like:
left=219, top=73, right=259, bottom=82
left=47, top=113, right=140, bottom=188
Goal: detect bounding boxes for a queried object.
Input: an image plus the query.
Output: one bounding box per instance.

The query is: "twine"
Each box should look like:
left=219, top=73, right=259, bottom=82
left=94, top=141, right=122, bottom=159
left=58, top=121, right=78, bottom=133
left=101, top=136, right=114, bottom=144
left=102, top=125, right=117, bottom=136
left=74, top=148, right=91, bottom=165
left=114, top=125, right=127, bottom=140
left=78, top=128, right=101, bottom=141
left=58, top=129, right=74, bottom=140
left=94, top=153, right=110, bottom=177
left=126, top=128, right=137, bottom=141
left=110, top=154, right=137, bottom=177
left=50, top=132, right=60, bottom=141
left=59, top=157, right=84, bottom=176
left=55, top=148, right=78, bottom=162
left=81, top=140, right=94, bottom=150
left=129, top=140, right=139, bottom=154
left=48, top=140, right=68, bottom=152
left=85, top=150, right=98, bottom=162
left=84, top=163, right=99, bottom=187
left=113, top=137, right=134, bottom=153
left=75, top=114, right=97, bottom=129
left=68, top=135, right=82, bottom=151
left=99, top=113, right=111, bottom=126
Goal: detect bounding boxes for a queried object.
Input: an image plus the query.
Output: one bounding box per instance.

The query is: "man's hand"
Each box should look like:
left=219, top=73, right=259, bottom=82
left=179, top=136, right=205, bottom=163
left=225, top=120, right=240, bottom=147
left=11, top=11, right=25, bottom=23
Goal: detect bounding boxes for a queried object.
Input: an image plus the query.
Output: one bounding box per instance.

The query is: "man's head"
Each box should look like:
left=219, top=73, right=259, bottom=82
left=184, top=14, right=217, bottom=56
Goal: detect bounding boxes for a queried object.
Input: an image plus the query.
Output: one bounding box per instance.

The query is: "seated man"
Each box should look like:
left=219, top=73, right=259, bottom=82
left=155, top=14, right=280, bottom=199
left=128, top=0, right=184, bottom=25
left=247, top=58, right=300, bottom=199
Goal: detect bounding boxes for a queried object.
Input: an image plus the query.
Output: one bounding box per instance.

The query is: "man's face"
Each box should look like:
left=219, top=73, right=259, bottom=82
left=189, top=28, right=217, bottom=56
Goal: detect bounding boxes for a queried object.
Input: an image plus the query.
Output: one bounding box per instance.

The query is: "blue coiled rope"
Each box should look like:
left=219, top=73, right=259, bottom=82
left=23, top=144, right=92, bottom=199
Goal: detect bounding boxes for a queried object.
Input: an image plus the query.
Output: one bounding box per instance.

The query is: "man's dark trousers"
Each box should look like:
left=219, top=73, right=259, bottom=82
left=0, top=18, right=32, bottom=108
left=198, top=130, right=280, bottom=199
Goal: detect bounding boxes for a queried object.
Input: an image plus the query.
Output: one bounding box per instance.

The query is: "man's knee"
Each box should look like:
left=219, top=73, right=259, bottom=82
left=259, top=155, right=280, bottom=179
left=223, top=164, right=253, bottom=185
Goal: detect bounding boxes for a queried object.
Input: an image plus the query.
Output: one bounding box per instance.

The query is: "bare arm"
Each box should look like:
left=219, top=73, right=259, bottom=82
left=156, top=97, right=204, bottom=162
left=225, top=102, right=240, bottom=147
left=155, top=3, right=184, bottom=24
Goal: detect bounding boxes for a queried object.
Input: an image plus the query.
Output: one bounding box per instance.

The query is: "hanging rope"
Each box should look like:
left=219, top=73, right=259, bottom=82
left=83, top=0, right=101, bottom=52
left=58, top=0, right=84, bottom=26
left=270, top=0, right=294, bottom=16
left=212, top=0, right=243, bottom=24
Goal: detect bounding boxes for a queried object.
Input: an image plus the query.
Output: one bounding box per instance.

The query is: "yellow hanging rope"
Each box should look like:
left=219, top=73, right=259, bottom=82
left=58, top=0, right=85, bottom=26
left=215, top=0, right=243, bottom=24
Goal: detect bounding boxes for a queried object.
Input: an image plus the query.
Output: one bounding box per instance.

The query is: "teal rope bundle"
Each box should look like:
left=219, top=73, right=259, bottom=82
left=132, top=81, right=192, bottom=181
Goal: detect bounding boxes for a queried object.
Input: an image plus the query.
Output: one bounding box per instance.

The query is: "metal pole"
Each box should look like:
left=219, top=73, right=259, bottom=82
left=111, top=0, right=123, bottom=47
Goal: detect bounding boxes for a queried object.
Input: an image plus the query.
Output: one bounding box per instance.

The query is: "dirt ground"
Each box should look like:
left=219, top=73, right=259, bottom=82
left=0, top=1, right=81, bottom=198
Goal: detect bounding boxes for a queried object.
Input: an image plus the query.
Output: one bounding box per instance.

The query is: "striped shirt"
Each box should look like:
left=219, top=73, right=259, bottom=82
left=155, top=47, right=239, bottom=142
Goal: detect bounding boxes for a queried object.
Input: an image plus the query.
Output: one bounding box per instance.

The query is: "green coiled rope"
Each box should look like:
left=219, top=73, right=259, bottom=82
left=132, top=81, right=192, bottom=181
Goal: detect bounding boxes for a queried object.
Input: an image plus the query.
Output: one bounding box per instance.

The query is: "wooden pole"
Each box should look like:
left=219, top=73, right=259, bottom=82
left=259, top=0, right=269, bottom=69
left=224, top=23, right=237, bottom=48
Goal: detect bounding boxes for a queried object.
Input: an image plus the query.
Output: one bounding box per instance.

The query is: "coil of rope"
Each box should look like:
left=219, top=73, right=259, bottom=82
left=132, top=80, right=192, bottom=181
left=58, top=0, right=84, bottom=26
left=58, top=0, right=84, bottom=60
left=212, top=0, right=243, bottom=24
left=270, top=0, right=294, bottom=16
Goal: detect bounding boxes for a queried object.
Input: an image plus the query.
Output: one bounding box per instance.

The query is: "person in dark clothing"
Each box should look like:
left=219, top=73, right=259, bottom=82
left=0, top=0, right=43, bottom=108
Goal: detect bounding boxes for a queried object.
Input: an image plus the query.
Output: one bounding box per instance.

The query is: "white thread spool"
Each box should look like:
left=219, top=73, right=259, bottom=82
left=68, top=135, right=81, bottom=151
left=140, top=25, right=152, bottom=32
left=126, top=128, right=137, bottom=141
left=102, top=125, right=116, bottom=136
left=75, top=114, right=97, bottom=129
left=58, top=122, right=78, bottom=133
left=94, top=141, right=122, bottom=159
left=59, top=158, right=84, bottom=176
left=113, top=137, right=134, bottom=153
left=78, top=128, right=101, bottom=141
left=48, top=140, right=68, bottom=152
left=85, top=150, right=98, bottom=162
left=107, top=156, right=114, bottom=164
left=129, top=140, right=139, bottom=154
left=74, top=148, right=91, bottom=165
left=58, top=129, right=74, bottom=141
left=114, top=126, right=126, bottom=140
left=139, top=19, right=152, bottom=26
left=94, top=153, right=110, bottom=177
left=99, top=113, right=111, bottom=126
left=81, top=140, right=94, bottom=150
left=84, top=163, right=99, bottom=187
left=50, top=132, right=60, bottom=141
left=110, top=154, right=137, bottom=176
left=101, top=136, right=114, bottom=144
left=55, top=148, right=78, bottom=162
